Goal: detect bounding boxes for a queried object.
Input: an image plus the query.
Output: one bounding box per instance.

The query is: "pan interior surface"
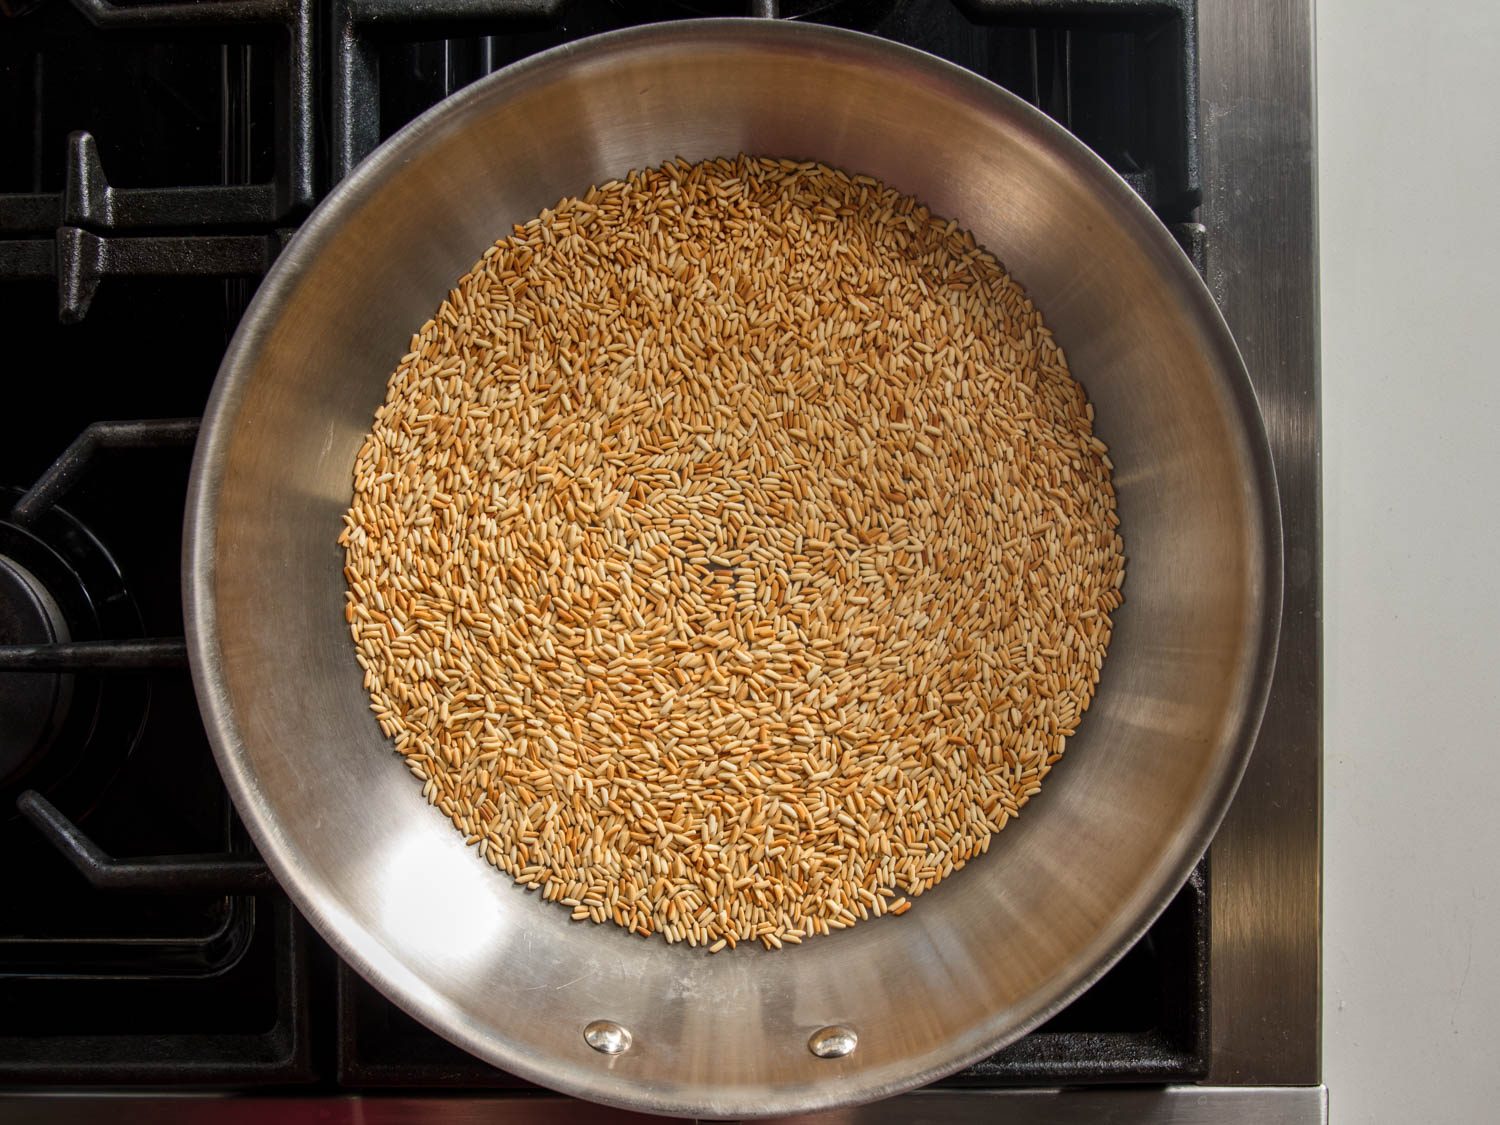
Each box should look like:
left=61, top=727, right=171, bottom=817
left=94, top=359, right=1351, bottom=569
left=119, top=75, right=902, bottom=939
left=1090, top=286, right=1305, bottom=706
left=185, top=20, right=1279, bottom=1120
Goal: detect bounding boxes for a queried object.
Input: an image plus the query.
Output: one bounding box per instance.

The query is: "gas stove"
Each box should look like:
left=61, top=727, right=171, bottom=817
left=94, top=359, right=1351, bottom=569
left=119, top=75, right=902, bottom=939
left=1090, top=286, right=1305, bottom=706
left=0, top=1, right=1322, bottom=1119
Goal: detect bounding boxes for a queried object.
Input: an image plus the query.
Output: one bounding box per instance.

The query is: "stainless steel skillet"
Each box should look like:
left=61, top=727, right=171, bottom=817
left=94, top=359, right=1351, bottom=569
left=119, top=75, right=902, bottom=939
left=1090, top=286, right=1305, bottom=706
left=184, top=18, right=1281, bottom=1119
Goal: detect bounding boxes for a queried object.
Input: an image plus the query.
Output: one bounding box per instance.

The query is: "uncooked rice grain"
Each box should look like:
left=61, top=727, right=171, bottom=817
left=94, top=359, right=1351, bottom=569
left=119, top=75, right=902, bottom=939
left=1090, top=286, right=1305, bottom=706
left=339, top=155, right=1125, bottom=951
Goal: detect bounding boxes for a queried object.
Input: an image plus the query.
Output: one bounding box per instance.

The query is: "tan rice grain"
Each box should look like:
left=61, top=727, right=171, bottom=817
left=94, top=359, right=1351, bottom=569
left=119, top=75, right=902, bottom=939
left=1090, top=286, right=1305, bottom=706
left=340, top=155, right=1125, bottom=951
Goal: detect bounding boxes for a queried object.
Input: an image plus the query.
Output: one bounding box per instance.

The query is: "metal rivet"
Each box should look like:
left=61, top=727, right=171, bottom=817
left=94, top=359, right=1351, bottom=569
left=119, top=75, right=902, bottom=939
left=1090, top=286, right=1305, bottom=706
left=583, top=1019, right=632, bottom=1055
left=808, top=1025, right=857, bottom=1058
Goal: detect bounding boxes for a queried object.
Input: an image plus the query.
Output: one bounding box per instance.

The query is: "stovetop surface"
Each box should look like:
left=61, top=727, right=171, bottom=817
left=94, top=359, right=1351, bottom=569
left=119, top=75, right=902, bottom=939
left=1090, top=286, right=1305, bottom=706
left=0, top=0, right=1317, bottom=1103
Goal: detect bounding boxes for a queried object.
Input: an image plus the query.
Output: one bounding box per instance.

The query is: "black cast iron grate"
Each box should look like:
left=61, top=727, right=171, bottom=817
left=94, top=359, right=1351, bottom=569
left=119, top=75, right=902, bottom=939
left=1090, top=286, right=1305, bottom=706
left=1, top=0, right=1200, bottom=321
left=0, top=0, right=1209, bottom=1092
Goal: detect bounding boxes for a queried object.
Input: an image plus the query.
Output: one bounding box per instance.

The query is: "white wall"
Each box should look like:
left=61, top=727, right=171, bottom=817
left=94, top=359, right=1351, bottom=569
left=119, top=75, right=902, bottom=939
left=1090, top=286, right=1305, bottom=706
left=1318, top=2, right=1500, bottom=1120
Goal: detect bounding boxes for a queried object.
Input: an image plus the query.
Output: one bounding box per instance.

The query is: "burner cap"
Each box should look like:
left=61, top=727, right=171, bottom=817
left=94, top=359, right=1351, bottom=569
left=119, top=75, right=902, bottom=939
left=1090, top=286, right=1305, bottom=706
left=1, top=490, right=148, bottom=817
left=0, top=554, right=73, bottom=783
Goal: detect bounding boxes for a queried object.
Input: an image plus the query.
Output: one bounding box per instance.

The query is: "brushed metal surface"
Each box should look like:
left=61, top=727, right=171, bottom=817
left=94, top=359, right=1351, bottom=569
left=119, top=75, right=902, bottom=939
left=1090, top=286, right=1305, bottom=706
left=1199, top=0, right=1322, bottom=1085
left=184, top=20, right=1281, bottom=1119
left=0, top=1088, right=1328, bottom=1124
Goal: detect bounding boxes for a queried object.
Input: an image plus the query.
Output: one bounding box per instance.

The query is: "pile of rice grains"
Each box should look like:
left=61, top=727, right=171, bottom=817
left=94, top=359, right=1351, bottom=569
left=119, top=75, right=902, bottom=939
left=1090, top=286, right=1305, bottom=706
left=340, top=156, right=1124, bottom=952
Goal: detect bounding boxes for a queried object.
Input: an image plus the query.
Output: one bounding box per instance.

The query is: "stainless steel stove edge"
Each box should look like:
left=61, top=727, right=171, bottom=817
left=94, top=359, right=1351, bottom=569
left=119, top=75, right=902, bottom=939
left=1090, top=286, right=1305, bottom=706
left=0, top=1087, right=1329, bottom=1124
left=1198, top=0, right=1322, bottom=1088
